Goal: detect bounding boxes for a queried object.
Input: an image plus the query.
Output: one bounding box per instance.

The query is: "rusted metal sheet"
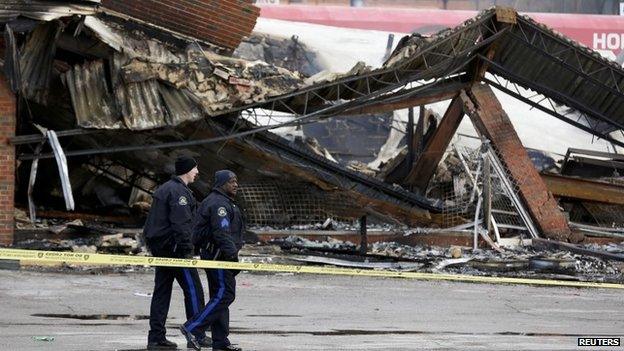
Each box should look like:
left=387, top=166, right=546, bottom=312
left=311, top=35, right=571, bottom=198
left=542, top=173, right=624, bottom=205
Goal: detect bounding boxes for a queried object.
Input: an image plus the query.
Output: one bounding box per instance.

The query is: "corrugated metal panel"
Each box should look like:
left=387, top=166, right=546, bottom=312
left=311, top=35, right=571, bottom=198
left=64, top=52, right=204, bottom=130
left=110, top=53, right=167, bottom=130
left=158, top=85, right=203, bottom=127
left=64, top=59, right=121, bottom=129
left=0, top=1, right=98, bottom=23
left=18, top=21, right=63, bottom=104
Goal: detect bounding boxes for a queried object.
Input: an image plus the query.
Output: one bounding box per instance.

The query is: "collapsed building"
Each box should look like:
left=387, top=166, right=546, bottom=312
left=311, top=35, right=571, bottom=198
left=0, top=1, right=624, bottom=268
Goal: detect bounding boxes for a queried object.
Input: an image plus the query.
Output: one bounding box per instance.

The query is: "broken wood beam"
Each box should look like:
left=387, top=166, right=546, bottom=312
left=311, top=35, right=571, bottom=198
left=533, top=237, right=624, bottom=262
left=35, top=209, right=138, bottom=225
left=542, top=173, right=624, bottom=205
left=404, top=94, right=465, bottom=191
left=341, top=81, right=468, bottom=116
left=462, top=84, right=580, bottom=243
left=250, top=229, right=400, bottom=246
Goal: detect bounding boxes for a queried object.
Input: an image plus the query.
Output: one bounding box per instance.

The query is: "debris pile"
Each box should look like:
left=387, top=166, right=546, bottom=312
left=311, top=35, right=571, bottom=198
left=14, top=218, right=144, bottom=255
left=271, top=235, right=357, bottom=251
left=370, top=241, right=623, bottom=283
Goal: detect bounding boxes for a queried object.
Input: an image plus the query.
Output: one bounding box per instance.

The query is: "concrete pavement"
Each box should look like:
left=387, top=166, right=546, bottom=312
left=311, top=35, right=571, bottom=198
left=0, top=269, right=622, bottom=350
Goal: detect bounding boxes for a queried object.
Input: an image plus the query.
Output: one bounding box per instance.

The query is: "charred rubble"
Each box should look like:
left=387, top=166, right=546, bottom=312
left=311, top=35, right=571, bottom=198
left=1, top=3, right=624, bottom=280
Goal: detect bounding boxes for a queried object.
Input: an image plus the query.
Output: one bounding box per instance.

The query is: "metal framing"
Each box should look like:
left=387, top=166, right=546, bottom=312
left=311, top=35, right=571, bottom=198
left=514, top=17, right=624, bottom=97
left=482, top=75, right=624, bottom=149
left=486, top=146, right=540, bottom=238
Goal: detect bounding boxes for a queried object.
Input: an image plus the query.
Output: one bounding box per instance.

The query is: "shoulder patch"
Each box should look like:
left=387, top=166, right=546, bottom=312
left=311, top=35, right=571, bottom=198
left=217, top=207, right=227, bottom=217
left=178, top=196, right=188, bottom=206
left=220, top=217, right=230, bottom=229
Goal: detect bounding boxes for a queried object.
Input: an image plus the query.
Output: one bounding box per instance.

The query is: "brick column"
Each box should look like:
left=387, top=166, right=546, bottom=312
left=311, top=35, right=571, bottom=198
left=463, top=84, right=581, bottom=243
left=0, top=74, right=15, bottom=246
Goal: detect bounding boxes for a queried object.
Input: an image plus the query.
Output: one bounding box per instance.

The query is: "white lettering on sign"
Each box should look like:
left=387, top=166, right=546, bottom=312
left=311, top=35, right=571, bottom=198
left=608, top=33, right=620, bottom=49
left=254, top=0, right=280, bottom=4
left=593, top=32, right=624, bottom=50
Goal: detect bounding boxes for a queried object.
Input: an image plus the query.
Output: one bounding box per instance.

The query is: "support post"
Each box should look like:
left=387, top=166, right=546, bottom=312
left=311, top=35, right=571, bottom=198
left=482, top=144, right=492, bottom=235
left=359, top=215, right=367, bottom=255
left=406, top=107, right=415, bottom=167
left=415, top=105, right=425, bottom=154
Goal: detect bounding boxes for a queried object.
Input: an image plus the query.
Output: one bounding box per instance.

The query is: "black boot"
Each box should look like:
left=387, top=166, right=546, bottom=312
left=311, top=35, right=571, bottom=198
left=147, top=338, right=177, bottom=349
left=189, top=336, right=212, bottom=348
left=213, top=345, right=242, bottom=351
left=180, top=325, right=201, bottom=350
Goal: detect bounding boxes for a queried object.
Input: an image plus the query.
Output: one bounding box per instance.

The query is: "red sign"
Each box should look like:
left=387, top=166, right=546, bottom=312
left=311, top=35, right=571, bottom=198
left=259, top=5, right=624, bottom=57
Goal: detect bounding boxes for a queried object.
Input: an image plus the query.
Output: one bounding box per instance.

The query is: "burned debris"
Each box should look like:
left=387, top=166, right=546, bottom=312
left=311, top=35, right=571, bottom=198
left=0, top=2, right=622, bottom=285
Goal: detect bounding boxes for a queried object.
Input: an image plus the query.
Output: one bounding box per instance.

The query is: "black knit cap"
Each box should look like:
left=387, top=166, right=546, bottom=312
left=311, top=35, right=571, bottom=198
left=175, top=156, right=197, bottom=176
left=214, top=170, right=236, bottom=188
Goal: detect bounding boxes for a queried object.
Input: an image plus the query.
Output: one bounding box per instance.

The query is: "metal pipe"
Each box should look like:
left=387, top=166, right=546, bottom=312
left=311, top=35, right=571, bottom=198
left=11, top=128, right=100, bottom=145
left=473, top=195, right=482, bottom=251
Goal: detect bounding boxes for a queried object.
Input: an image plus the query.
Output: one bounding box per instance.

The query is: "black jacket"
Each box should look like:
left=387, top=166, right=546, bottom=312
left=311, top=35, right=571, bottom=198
left=143, top=176, right=196, bottom=256
left=193, top=188, right=245, bottom=260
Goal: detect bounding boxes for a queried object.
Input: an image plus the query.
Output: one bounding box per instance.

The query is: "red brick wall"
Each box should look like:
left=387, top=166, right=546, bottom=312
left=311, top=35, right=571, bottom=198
left=466, top=84, right=578, bottom=242
left=0, top=74, right=15, bottom=246
left=101, top=0, right=260, bottom=50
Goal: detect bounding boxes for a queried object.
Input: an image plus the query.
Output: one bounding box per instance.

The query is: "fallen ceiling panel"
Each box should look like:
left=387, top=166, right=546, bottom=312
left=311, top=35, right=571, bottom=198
left=0, top=1, right=98, bottom=23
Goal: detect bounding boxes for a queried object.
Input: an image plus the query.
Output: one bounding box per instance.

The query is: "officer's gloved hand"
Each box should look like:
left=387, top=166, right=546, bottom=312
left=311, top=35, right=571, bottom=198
left=175, top=245, right=194, bottom=259
left=226, top=255, right=240, bottom=276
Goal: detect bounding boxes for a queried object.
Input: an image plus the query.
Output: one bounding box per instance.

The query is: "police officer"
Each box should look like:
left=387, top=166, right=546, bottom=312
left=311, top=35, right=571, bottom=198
left=144, top=156, right=210, bottom=350
left=180, top=170, right=244, bottom=351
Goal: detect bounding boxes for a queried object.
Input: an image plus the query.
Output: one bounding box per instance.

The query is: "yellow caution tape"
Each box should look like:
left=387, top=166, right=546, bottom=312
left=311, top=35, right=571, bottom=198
left=1, top=248, right=623, bottom=290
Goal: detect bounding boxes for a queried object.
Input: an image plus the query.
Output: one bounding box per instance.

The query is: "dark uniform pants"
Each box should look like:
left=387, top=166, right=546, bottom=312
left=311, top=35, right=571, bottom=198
left=184, top=268, right=236, bottom=349
left=148, top=265, right=205, bottom=343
